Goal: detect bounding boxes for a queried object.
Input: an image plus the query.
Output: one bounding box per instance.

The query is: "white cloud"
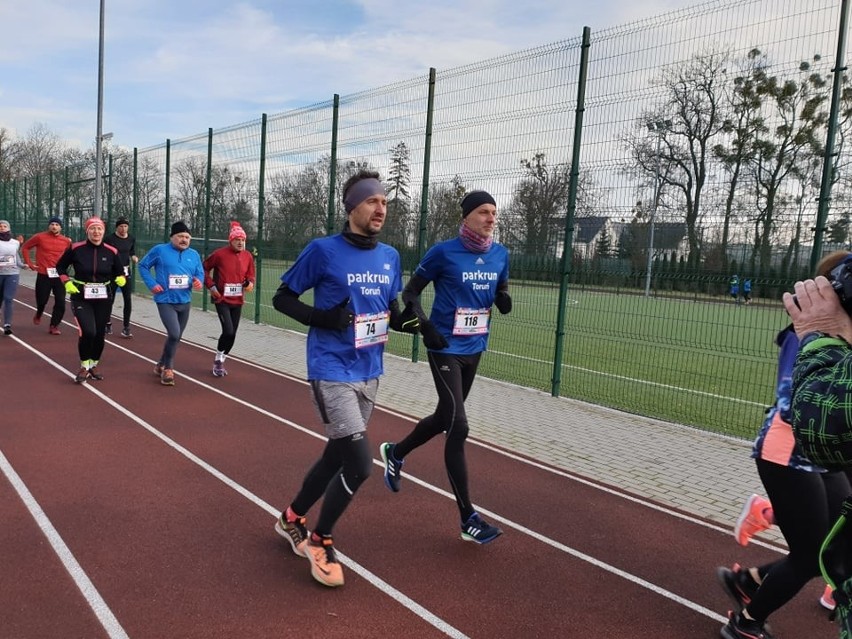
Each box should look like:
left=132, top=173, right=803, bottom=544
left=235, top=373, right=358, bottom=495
left=0, top=0, right=729, bottom=149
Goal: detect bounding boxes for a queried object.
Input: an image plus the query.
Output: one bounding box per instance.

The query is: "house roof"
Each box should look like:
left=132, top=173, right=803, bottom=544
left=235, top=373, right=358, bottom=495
left=574, top=216, right=608, bottom=244
left=653, top=222, right=687, bottom=250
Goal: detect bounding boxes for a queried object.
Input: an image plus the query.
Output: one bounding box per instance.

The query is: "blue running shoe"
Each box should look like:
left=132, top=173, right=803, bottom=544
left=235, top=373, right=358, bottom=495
left=461, top=512, right=503, bottom=544
left=380, top=442, right=404, bottom=492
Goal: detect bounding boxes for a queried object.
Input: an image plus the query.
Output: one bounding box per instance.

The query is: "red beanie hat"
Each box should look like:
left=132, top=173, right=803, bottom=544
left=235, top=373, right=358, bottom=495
left=85, top=217, right=105, bottom=231
left=229, top=221, right=247, bottom=241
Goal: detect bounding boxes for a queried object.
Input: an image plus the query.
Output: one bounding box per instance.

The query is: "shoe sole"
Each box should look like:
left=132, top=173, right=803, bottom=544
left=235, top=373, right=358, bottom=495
left=379, top=443, right=401, bottom=493
left=734, top=494, right=763, bottom=546
left=274, top=519, right=307, bottom=557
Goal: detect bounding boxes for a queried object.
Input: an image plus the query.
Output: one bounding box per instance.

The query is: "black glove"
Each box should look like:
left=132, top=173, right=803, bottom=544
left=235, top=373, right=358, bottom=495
left=420, top=319, right=448, bottom=350
left=310, top=298, right=354, bottom=330
left=390, top=302, right=420, bottom=334
left=495, top=291, right=512, bottom=314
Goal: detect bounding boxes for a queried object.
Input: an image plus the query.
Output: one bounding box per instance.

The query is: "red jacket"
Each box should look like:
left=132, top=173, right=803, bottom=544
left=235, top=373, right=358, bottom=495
left=203, top=246, right=256, bottom=306
left=21, top=231, right=72, bottom=275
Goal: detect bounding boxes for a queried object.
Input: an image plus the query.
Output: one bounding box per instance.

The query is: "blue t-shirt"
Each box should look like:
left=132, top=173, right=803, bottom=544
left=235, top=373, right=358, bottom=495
left=282, top=234, right=402, bottom=382
left=415, top=238, right=510, bottom=355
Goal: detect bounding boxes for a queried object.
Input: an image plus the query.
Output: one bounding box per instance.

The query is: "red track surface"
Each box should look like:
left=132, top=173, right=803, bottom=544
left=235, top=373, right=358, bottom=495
left=0, top=290, right=838, bottom=638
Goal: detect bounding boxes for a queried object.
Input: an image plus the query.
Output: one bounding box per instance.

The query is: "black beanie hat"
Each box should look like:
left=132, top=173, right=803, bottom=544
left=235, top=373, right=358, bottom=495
left=116, top=217, right=130, bottom=227
left=170, top=220, right=191, bottom=236
left=460, top=190, right=496, bottom=217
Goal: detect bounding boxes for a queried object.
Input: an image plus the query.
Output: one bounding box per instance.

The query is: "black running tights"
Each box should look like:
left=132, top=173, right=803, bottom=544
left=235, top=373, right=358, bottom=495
left=746, top=458, right=851, bottom=623
left=393, top=351, right=481, bottom=522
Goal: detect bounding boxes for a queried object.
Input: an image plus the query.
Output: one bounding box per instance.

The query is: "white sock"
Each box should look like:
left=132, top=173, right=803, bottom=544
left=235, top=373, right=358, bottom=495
left=215, top=351, right=225, bottom=362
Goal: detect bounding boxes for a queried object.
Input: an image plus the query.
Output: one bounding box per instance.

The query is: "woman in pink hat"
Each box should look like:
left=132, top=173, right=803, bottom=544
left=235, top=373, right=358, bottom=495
left=55, top=217, right=127, bottom=383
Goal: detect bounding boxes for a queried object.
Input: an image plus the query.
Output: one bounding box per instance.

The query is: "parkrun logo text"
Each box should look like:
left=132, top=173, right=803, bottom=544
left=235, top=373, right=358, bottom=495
left=462, top=270, right=497, bottom=291
left=348, top=270, right=391, bottom=295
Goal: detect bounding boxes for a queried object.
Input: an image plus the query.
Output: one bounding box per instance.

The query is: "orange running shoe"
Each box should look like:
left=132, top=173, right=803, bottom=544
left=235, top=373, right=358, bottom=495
left=734, top=494, right=772, bottom=546
left=820, top=584, right=836, bottom=611
left=303, top=534, right=344, bottom=587
left=160, top=368, right=175, bottom=386
left=274, top=513, right=308, bottom=557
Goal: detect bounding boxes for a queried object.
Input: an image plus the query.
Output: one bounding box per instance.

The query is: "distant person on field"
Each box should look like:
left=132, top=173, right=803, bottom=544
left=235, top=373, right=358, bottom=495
left=716, top=251, right=852, bottom=639
left=202, top=221, right=256, bottom=377
left=0, top=220, right=26, bottom=335
left=742, top=278, right=752, bottom=305
left=137, top=221, right=204, bottom=386
left=56, top=217, right=127, bottom=383
left=729, top=273, right=740, bottom=303
left=21, top=216, right=72, bottom=334
left=270, top=170, right=419, bottom=588
left=379, top=189, right=512, bottom=545
left=104, top=217, right=138, bottom=338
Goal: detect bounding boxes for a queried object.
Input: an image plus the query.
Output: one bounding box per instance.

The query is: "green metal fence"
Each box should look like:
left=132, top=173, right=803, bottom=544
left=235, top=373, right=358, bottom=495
left=2, top=0, right=850, bottom=439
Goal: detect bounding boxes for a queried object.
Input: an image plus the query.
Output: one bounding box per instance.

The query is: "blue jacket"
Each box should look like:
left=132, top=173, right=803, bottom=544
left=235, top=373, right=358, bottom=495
left=138, top=242, right=204, bottom=304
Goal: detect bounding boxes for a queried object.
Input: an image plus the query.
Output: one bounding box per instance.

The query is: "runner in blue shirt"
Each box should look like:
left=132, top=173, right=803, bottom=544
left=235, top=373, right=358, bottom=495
left=379, top=189, right=511, bottom=544
left=271, top=170, right=419, bottom=587
left=137, top=220, right=204, bottom=385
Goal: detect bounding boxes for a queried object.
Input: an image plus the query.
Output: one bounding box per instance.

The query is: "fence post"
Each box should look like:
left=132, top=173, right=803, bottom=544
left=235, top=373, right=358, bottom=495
left=552, top=26, right=591, bottom=397
left=132, top=148, right=138, bottom=230
left=411, top=68, right=437, bottom=363
left=164, top=139, right=171, bottom=243
left=107, top=154, right=113, bottom=221
left=203, top=127, right=213, bottom=312
left=326, top=94, right=340, bottom=236
left=810, top=0, right=850, bottom=271
left=255, top=113, right=268, bottom=324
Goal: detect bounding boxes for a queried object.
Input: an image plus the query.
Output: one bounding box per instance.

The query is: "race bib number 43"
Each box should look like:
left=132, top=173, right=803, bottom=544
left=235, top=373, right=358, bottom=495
left=354, top=311, right=389, bottom=349
left=453, top=307, right=490, bottom=336
left=83, top=283, right=109, bottom=299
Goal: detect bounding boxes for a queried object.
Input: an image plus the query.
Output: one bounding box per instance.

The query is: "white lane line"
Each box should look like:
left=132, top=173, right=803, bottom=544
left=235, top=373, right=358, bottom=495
left=10, top=337, right=469, bottom=639
left=0, top=449, right=130, bottom=639
left=97, top=339, right=730, bottom=623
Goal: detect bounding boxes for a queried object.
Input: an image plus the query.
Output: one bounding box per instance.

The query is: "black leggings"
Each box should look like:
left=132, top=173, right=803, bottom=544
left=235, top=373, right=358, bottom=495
left=69, top=296, right=112, bottom=362
left=108, top=279, right=133, bottom=328
left=290, top=433, right=372, bottom=537
left=35, top=273, right=66, bottom=326
left=214, top=303, right=242, bottom=354
left=393, top=351, right=481, bottom=521
left=747, top=458, right=851, bottom=622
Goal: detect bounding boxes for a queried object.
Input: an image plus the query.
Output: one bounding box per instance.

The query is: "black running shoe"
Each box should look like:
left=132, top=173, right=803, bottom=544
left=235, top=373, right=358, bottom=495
left=461, top=512, right=503, bottom=544
left=380, top=442, right=404, bottom=492
left=717, top=563, right=759, bottom=611
left=720, top=610, right=774, bottom=639
left=3, top=325, right=11, bottom=335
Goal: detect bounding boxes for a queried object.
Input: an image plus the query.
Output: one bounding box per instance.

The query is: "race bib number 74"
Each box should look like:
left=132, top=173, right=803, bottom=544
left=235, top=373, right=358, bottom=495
left=354, top=311, right=389, bottom=349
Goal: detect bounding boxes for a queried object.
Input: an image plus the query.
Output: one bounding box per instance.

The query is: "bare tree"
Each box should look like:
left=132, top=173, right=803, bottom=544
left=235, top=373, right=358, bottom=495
left=653, top=50, right=730, bottom=263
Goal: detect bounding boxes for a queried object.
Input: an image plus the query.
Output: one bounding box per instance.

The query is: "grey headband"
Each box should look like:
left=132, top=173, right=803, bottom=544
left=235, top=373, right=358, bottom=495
left=344, top=178, right=385, bottom=213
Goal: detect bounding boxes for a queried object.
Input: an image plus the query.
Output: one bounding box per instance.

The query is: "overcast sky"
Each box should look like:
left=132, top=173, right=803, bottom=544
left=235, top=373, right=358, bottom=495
left=1, top=0, right=708, bottom=151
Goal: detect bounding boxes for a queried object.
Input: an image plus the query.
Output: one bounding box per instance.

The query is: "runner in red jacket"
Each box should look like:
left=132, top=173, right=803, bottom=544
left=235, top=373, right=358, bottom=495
left=202, top=221, right=256, bottom=377
left=21, top=216, right=72, bottom=334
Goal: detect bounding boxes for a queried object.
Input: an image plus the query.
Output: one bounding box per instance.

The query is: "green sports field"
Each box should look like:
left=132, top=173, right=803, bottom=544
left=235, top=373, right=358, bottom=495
left=187, top=261, right=789, bottom=440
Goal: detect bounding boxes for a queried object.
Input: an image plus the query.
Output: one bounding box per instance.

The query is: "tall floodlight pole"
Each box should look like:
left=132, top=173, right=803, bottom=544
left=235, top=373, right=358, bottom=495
left=94, top=0, right=106, bottom=219
left=644, top=120, right=670, bottom=298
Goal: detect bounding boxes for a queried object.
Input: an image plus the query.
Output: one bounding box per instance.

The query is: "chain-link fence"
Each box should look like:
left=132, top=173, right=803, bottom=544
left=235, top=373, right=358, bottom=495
left=2, top=0, right=849, bottom=437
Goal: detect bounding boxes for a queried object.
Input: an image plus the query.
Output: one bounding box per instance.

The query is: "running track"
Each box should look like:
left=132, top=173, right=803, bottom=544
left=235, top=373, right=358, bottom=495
left=0, top=287, right=837, bottom=638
